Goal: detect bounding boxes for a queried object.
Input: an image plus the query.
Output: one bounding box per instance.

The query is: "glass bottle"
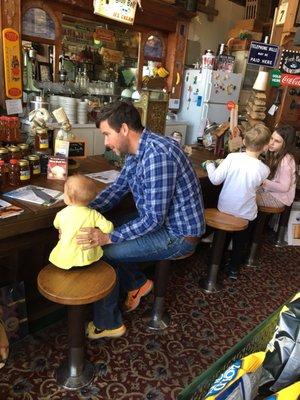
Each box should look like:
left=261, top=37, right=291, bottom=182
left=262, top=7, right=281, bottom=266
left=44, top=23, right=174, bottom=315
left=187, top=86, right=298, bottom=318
left=7, top=145, right=21, bottom=160
left=8, top=158, right=20, bottom=186
left=0, top=159, right=6, bottom=189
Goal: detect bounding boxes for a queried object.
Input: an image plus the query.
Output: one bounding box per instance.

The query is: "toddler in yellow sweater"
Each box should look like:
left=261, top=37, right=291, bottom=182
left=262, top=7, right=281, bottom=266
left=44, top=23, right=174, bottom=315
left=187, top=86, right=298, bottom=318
left=49, top=174, right=113, bottom=269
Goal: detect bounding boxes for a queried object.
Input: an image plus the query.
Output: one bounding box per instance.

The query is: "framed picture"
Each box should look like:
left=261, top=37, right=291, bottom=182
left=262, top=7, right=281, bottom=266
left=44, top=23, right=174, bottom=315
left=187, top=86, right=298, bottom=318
left=38, top=62, right=52, bottom=82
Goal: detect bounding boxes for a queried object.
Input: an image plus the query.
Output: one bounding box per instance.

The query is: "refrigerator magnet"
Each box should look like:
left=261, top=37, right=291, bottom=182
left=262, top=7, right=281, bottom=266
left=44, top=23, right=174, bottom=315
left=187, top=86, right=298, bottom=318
left=196, top=96, right=202, bottom=106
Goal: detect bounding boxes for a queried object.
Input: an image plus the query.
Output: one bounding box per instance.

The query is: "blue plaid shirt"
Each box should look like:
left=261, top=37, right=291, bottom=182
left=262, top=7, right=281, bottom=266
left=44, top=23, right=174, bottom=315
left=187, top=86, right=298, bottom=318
left=91, top=129, right=205, bottom=243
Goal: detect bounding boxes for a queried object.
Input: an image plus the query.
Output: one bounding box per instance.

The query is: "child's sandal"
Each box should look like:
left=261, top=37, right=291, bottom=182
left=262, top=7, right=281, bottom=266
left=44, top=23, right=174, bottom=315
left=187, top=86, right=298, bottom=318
left=0, top=319, right=9, bottom=369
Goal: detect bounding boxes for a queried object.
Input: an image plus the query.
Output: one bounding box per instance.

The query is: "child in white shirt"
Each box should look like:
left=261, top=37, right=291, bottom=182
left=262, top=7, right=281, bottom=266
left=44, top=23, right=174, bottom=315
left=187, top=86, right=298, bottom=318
left=206, top=124, right=271, bottom=279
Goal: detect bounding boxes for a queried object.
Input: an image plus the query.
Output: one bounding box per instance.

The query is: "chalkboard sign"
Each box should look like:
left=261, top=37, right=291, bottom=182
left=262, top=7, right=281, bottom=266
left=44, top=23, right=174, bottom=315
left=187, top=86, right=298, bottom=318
left=68, top=140, right=86, bottom=159
left=247, top=41, right=279, bottom=68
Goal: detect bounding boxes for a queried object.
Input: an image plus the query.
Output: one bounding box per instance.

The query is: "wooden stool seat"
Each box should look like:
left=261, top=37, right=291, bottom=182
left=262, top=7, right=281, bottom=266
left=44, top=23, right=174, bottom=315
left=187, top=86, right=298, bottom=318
left=258, top=205, right=285, bottom=214
left=201, top=208, right=248, bottom=293
left=37, top=260, right=116, bottom=391
left=38, top=262, right=116, bottom=305
left=205, top=209, right=248, bottom=232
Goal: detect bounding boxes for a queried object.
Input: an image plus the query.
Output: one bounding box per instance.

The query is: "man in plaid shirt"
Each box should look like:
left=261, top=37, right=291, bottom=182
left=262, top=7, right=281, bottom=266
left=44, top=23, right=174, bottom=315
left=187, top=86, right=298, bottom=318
left=77, top=101, right=205, bottom=339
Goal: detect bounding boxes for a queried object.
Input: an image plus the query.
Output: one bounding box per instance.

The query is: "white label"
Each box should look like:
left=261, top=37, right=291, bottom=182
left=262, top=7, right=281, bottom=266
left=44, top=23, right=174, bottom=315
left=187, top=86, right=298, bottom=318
left=5, top=99, right=23, bottom=115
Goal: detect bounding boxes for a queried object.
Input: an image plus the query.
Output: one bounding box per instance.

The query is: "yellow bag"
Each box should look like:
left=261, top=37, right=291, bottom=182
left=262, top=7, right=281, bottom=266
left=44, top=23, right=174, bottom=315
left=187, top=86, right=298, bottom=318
left=264, top=381, right=300, bottom=399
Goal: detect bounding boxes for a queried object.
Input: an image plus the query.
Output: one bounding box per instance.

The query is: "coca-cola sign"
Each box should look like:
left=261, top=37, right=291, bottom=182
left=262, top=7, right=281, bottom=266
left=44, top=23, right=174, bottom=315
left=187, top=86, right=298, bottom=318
left=280, top=74, right=300, bottom=88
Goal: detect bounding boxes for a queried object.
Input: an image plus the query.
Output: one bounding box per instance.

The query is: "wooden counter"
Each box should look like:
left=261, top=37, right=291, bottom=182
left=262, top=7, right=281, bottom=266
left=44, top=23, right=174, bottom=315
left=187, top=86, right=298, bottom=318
left=0, top=150, right=220, bottom=329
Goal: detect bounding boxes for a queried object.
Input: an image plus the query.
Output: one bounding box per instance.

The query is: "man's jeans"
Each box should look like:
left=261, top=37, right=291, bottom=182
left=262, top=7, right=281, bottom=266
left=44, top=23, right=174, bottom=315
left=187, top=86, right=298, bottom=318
left=93, top=222, right=197, bottom=330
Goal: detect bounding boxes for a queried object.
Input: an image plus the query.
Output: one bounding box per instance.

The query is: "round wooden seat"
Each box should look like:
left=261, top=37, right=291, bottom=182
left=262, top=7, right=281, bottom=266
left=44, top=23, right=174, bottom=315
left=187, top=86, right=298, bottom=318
left=37, top=260, right=117, bottom=390
left=258, top=205, right=285, bottom=214
left=38, top=261, right=116, bottom=306
left=205, top=209, right=248, bottom=232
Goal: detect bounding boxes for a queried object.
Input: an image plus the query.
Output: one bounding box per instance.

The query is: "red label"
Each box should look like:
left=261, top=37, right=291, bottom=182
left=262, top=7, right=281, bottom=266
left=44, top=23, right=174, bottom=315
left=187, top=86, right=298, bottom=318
left=8, top=88, right=22, bottom=97
left=280, top=74, right=300, bottom=88
left=227, top=101, right=236, bottom=110
left=4, top=30, right=19, bottom=42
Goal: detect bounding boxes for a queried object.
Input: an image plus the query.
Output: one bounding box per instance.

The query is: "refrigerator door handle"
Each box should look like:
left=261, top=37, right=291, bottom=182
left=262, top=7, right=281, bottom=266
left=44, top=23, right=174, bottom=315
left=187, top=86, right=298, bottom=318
left=201, top=102, right=209, bottom=121
left=204, top=81, right=213, bottom=102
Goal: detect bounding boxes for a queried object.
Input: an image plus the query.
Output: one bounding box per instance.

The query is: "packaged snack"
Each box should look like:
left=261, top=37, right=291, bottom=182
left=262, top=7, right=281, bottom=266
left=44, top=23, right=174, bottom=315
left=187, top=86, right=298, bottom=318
left=264, top=381, right=300, bottom=399
left=204, top=352, right=265, bottom=400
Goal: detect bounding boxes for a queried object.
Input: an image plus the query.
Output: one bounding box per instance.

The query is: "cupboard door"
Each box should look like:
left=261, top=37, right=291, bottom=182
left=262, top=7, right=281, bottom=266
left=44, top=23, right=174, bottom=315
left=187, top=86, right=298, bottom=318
left=93, top=129, right=106, bottom=155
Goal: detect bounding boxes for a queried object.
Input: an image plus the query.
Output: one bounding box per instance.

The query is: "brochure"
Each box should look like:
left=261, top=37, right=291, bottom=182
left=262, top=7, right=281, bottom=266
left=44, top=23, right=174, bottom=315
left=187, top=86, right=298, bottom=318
left=4, top=185, right=64, bottom=207
left=47, top=157, right=68, bottom=181
left=85, top=170, right=120, bottom=184
left=0, top=199, right=24, bottom=219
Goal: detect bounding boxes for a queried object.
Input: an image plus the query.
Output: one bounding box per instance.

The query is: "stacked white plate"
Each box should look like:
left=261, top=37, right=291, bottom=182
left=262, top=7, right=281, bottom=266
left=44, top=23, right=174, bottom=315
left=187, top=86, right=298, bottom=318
left=59, top=97, right=77, bottom=125
left=49, top=95, right=60, bottom=112
left=77, top=100, right=88, bottom=125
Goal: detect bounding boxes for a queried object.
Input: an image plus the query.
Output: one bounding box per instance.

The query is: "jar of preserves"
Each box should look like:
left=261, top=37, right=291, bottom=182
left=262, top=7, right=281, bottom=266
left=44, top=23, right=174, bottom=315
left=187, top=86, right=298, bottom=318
left=7, top=145, right=21, bottom=160
left=0, top=159, right=6, bottom=189
left=19, top=159, right=31, bottom=183
left=19, top=143, right=30, bottom=159
left=28, top=154, right=41, bottom=177
left=8, top=159, right=20, bottom=186
left=35, top=130, right=49, bottom=151
left=0, top=147, right=9, bottom=164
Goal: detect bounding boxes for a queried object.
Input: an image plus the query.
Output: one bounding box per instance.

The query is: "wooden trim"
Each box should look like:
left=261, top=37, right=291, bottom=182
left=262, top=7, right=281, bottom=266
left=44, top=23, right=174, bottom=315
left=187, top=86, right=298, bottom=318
left=22, top=34, right=56, bottom=45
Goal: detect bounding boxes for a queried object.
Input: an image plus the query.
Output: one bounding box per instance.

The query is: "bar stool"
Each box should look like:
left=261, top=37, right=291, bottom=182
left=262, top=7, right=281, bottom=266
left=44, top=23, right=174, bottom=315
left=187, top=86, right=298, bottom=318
left=37, top=261, right=116, bottom=390
left=144, top=252, right=194, bottom=331
left=246, top=205, right=285, bottom=267
left=200, top=208, right=248, bottom=293
left=274, top=205, right=291, bottom=247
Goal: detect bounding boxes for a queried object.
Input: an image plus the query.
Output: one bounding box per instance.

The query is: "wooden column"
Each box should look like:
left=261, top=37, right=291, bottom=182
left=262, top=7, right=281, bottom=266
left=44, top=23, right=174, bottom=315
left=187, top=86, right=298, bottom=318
left=0, top=0, right=21, bottom=109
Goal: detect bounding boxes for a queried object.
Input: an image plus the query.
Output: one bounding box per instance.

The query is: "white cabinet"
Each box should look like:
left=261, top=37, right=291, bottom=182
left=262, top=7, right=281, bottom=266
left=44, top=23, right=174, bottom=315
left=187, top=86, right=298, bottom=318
left=164, top=120, right=188, bottom=145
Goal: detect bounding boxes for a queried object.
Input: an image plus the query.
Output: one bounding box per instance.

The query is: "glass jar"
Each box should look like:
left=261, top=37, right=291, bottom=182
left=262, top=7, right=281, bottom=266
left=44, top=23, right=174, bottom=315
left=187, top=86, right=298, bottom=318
left=28, top=154, right=41, bottom=177
left=19, top=143, right=30, bottom=159
left=0, top=159, right=6, bottom=189
left=19, top=159, right=31, bottom=183
left=8, top=159, right=20, bottom=186
left=7, top=145, right=21, bottom=160
left=35, top=131, right=49, bottom=151
left=0, top=147, right=9, bottom=164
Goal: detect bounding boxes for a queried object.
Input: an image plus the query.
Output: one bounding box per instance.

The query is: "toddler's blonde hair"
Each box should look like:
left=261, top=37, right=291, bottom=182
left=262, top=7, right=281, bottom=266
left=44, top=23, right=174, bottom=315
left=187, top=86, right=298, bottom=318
left=64, top=174, right=98, bottom=206
left=244, top=124, right=271, bottom=152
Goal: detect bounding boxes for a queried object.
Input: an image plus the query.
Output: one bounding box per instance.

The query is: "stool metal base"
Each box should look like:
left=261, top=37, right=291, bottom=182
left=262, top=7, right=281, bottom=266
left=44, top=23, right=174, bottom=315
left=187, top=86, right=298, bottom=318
left=245, top=243, right=261, bottom=268
left=57, top=359, right=94, bottom=390
left=199, top=277, right=222, bottom=293
left=274, top=226, right=288, bottom=248
left=144, top=296, right=170, bottom=331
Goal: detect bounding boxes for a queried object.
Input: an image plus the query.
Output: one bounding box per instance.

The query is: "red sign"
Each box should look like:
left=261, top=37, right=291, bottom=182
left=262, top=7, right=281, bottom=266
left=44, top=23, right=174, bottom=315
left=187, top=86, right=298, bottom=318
left=280, top=74, right=300, bottom=88
left=227, top=101, right=236, bottom=111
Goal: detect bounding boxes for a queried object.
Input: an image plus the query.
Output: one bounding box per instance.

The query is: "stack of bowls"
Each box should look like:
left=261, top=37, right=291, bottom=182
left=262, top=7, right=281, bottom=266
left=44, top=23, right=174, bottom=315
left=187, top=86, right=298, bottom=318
left=49, top=95, right=60, bottom=112
left=77, top=100, right=88, bottom=125
left=59, top=97, right=77, bottom=125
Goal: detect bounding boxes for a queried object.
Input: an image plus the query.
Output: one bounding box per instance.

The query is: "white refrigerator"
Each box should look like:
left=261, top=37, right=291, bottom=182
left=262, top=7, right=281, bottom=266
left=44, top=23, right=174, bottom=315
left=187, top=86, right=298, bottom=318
left=178, top=69, right=242, bottom=144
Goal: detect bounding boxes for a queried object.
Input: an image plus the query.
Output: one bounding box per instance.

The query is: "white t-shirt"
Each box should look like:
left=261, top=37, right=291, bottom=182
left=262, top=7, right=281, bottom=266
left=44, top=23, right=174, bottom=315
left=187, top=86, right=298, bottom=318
left=206, top=152, right=270, bottom=221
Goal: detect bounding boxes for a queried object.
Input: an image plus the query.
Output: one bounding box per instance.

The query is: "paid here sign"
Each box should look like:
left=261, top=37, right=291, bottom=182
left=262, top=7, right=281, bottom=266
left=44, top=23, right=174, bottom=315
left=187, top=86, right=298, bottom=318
left=248, top=41, right=279, bottom=68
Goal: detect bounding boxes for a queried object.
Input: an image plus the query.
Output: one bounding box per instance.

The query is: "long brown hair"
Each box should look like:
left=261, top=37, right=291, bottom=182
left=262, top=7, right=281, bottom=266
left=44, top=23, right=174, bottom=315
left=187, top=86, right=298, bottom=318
left=265, top=125, right=296, bottom=180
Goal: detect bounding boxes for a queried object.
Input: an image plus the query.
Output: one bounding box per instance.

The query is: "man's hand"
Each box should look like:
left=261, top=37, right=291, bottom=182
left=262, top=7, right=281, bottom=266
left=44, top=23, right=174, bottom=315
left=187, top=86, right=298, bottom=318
left=76, top=228, right=112, bottom=249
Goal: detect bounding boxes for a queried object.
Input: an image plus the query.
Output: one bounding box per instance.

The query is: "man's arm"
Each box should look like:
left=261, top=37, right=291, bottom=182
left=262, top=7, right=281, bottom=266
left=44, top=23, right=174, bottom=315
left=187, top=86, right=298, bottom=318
left=90, top=166, right=130, bottom=213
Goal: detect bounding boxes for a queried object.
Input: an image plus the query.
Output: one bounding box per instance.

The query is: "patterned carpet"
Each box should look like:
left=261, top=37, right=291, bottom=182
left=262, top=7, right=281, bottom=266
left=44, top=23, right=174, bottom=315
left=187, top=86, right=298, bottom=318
left=1, top=237, right=299, bottom=400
